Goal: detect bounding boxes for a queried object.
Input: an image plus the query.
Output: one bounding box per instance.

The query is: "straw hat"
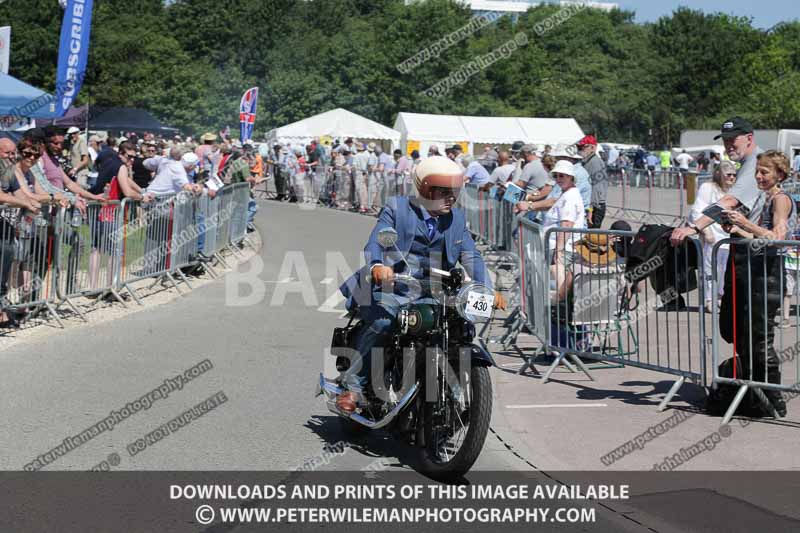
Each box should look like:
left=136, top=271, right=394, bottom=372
left=575, top=234, right=617, bottom=267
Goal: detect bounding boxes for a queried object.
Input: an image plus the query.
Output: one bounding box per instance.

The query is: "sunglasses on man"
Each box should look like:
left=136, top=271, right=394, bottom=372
left=430, top=186, right=459, bottom=198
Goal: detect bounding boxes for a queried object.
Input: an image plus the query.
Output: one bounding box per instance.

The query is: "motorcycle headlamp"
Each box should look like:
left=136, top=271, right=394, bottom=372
left=455, top=282, right=494, bottom=324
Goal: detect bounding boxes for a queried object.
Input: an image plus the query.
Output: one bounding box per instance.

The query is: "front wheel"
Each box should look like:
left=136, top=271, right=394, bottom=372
left=417, top=365, right=492, bottom=481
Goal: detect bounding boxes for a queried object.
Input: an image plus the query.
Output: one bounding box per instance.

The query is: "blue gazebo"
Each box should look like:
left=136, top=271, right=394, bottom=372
left=0, top=73, right=58, bottom=119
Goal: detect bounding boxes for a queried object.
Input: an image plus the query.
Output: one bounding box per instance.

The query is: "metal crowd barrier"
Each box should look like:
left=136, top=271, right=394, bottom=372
left=213, top=186, right=235, bottom=260
left=460, top=184, right=524, bottom=347
left=0, top=185, right=255, bottom=329
left=606, top=169, right=690, bottom=225
left=54, top=201, right=127, bottom=318
left=117, top=194, right=183, bottom=301
left=711, top=238, right=800, bottom=424
left=516, top=218, right=550, bottom=372
left=196, top=192, right=220, bottom=273
left=515, top=223, right=707, bottom=411
left=169, top=192, right=203, bottom=288
left=228, top=182, right=250, bottom=249
left=462, top=185, right=515, bottom=252
left=462, top=185, right=481, bottom=239
left=0, top=206, right=62, bottom=326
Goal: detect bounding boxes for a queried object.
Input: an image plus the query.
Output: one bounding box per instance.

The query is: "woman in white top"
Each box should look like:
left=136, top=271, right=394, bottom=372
left=542, top=160, right=586, bottom=302
left=690, top=160, right=737, bottom=312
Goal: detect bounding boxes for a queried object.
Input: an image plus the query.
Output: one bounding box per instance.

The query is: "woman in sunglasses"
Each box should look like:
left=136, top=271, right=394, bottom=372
left=13, top=138, right=69, bottom=208
left=690, top=159, right=738, bottom=313
left=6, top=138, right=59, bottom=319
left=541, top=160, right=587, bottom=303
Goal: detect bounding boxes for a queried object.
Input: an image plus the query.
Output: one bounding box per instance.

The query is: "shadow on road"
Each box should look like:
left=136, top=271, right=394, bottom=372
left=304, top=415, right=417, bottom=471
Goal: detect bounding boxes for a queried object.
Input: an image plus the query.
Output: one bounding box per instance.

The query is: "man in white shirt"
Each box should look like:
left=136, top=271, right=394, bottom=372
left=376, top=146, right=395, bottom=200
left=462, top=155, right=492, bottom=187
left=606, top=146, right=619, bottom=168
left=352, top=143, right=372, bottom=213
left=144, top=147, right=199, bottom=195
left=675, top=150, right=694, bottom=171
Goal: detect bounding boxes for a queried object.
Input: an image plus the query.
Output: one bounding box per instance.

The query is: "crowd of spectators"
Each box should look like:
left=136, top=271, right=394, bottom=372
left=0, top=126, right=264, bottom=328
left=267, top=138, right=414, bottom=214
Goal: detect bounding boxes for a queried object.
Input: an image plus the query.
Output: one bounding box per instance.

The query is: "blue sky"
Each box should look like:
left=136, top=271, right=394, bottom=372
left=617, top=0, right=798, bottom=29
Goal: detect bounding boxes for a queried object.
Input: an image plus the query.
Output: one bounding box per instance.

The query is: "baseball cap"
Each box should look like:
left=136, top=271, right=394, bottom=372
left=67, top=126, right=81, bottom=135
left=510, top=140, right=525, bottom=152
left=450, top=144, right=463, bottom=153
left=576, top=135, right=597, bottom=147
left=181, top=152, right=199, bottom=166
left=521, top=143, right=537, bottom=154
left=714, top=116, right=754, bottom=140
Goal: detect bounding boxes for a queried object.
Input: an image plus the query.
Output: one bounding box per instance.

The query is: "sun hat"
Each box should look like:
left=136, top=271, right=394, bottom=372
left=550, top=159, right=576, bottom=177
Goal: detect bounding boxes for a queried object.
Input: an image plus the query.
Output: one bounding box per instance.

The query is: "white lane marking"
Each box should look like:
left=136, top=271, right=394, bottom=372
left=318, top=290, right=346, bottom=313
left=505, top=404, right=608, bottom=409
left=320, top=278, right=334, bottom=285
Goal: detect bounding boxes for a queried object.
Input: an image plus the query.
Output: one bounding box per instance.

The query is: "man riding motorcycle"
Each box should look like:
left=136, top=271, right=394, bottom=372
left=336, top=156, right=506, bottom=413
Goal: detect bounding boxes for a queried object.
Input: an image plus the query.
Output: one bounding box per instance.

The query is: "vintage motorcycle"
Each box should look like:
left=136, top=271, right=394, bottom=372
left=317, top=228, right=495, bottom=480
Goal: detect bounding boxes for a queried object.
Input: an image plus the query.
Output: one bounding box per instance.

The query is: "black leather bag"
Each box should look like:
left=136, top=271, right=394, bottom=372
left=331, top=316, right=362, bottom=371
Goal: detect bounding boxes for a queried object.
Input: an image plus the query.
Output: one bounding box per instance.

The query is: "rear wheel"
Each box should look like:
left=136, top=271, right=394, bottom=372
left=417, top=365, right=492, bottom=481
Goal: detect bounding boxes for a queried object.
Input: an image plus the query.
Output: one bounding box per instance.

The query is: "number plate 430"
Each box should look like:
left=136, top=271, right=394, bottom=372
left=465, top=291, right=494, bottom=318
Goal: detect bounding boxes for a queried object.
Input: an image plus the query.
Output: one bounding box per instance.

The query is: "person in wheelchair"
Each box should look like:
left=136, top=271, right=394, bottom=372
left=336, top=156, right=506, bottom=413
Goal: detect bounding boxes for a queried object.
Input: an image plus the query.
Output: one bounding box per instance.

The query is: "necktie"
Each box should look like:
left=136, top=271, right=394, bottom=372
left=426, top=218, right=436, bottom=241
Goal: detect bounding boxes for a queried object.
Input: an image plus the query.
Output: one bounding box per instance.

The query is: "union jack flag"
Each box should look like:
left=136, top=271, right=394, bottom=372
left=239, top=87, right=259, bottom=142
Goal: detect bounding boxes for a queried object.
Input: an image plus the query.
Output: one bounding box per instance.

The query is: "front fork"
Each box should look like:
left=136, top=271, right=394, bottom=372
left=416, top=334, right=472, bottom=448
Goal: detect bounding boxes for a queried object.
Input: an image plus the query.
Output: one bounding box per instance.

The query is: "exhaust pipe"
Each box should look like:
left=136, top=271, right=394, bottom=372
left=317, top=373, right=419, bottom=430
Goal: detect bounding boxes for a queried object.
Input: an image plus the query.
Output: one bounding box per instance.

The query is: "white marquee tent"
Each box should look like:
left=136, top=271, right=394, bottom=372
left=265, top=108, right=401, bottom=149
left=393, top=112, right=585, bottom=155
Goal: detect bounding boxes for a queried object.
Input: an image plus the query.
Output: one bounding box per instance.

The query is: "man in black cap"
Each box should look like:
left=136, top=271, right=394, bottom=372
left=671, top=116, right=762, bottom=245
left=670, top=116, right=786, bottom=417
left=449, top=144, right=464, bottom=166
left=509, top=140, right=526, bottom=188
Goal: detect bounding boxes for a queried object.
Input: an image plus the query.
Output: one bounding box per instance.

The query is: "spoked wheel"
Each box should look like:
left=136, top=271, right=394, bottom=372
left=417, top=365, right=492, bottom=481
